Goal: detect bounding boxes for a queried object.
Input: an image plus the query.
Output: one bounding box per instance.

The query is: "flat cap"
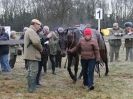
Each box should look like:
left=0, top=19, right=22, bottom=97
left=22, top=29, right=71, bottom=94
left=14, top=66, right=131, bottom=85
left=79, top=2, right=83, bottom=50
left=31, top=19, right=41, bottom=25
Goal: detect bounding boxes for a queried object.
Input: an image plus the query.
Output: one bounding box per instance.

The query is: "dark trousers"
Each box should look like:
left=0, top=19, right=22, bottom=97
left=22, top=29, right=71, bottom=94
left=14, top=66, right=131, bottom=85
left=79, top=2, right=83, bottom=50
left=36, top=55, right=48, bottom=84
left=9, top=54, right=17, bottom=69
left=81, top=59, right=96, bottom=87
left=49, top=54, right=57, bottom=73
left=56, top=51, right=62, bottom=68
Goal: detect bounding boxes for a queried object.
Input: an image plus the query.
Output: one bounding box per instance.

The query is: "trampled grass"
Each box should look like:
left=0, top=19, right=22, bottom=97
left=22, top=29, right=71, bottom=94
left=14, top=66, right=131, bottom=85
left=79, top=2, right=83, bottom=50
left=0, top=43, right=133, bottom=99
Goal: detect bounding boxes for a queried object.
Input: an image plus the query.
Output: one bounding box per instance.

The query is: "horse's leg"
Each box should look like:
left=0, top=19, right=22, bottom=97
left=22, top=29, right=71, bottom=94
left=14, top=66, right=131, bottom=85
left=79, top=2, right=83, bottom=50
left=95, top=64, right=100, bottom=77
left=102, top=52, right=109, bottom=76
left=104, top=59, right=109, bottom=76
left=78, top=68, right=83, bottom=79
left=67, top=55, right=75, bottom=81
left=74, top=54, right=79, bottom=81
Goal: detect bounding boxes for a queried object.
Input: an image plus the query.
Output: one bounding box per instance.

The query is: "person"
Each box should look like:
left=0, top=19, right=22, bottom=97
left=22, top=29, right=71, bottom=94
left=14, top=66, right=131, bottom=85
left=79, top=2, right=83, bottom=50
left=36, top=25, right=50, bottom=85
left=68, top=28, right=100, bottom=91
left=9, top=31, right=18, bottom=69
left=47, top=31, right=59, bottom=74
left=108, top=23, right=124, bottom=62
left=0, top=27, right=11, bottom=73
left=24, top=19, right=43, bottom=93
left=124, top=22, right=133, bottom=61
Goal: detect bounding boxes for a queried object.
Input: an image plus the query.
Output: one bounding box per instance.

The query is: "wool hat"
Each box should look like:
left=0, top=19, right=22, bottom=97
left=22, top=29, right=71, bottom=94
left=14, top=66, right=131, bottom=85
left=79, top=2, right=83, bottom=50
left=124, top=22, right=133, bottom=28
left=83, top=28, right=92, bottom=36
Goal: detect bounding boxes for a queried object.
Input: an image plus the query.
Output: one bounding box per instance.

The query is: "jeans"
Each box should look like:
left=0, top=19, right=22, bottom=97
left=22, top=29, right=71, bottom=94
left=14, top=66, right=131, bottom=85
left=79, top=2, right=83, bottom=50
left=81, top=59, right=96, bottom=87
left=0, top=54, right=11, bottom=72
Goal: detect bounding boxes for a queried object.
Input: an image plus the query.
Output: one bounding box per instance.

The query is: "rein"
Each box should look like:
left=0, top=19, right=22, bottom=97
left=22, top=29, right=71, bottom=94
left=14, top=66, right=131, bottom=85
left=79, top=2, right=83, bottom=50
left=67, top=31, right=75, bottom=50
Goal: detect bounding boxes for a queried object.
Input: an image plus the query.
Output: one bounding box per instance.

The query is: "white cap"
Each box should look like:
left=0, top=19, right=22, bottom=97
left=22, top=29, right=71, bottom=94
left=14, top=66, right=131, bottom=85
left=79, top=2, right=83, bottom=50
left=43, top=26, right=49, bottom=32
left=58, top=27, right=64, bottom=33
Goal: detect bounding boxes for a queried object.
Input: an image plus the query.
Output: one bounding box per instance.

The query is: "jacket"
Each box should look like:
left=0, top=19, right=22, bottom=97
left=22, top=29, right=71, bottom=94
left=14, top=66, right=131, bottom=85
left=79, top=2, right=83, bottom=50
left=24, top=25, right=42, bottom=61
left=70, top=38, right=100, bottom=61
left=108, top=28, right=124, bottom=47
left=0, top=32, right=9, bottom=56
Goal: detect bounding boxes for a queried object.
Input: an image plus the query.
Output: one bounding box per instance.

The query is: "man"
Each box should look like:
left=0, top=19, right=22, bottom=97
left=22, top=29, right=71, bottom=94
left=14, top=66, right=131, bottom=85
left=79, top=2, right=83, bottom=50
left=24, top=19, right=43, bottom=93
left=108, top=23, right=124, bottom=62
left=0, top=27, right=11, bottom=73
left=124, top=22, right=133, bottom=61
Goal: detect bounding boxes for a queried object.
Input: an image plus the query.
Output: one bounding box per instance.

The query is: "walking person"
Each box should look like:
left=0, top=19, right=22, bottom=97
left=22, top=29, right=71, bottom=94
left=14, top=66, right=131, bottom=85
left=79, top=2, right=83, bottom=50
left=68, top=28, right=100, bottom=91
left=24, top=19, right=43, bottom=93
left=47, top=31, right=59, bottom=74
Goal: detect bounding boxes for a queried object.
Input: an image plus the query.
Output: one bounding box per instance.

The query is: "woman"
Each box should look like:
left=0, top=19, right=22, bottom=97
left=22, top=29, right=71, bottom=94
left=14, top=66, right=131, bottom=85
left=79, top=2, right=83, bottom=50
left=68, top=28, right=100, bottom=91
left=47, top=31, right=59, bottom=74
left=9, top=31, right=18, bottom=68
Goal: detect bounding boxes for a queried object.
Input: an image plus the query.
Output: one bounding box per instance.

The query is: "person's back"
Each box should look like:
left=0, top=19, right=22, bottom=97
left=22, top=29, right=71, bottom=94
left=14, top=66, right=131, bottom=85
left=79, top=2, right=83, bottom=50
left=0, top=27, right=11, bottom=73
left=0, top=28, right=9, bottom=56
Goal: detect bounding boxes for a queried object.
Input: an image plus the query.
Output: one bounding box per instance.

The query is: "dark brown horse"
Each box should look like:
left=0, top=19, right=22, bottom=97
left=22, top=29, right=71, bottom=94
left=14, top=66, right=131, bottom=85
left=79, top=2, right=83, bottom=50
left=65, top=28, right=82, bottom=82
left=93, top=29, right=109, bottom=76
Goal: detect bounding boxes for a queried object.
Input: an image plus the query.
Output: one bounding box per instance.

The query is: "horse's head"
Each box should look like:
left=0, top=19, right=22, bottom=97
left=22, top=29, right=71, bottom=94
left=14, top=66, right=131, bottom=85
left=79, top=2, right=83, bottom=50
left=57, top=27, right=67, bottom=57
left=67, top=28, right=83, bottom=48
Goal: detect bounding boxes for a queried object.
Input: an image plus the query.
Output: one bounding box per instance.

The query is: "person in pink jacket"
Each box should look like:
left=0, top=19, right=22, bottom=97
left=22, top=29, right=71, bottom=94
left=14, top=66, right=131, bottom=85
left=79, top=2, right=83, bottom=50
left=68, top=28, right=100, bottom=91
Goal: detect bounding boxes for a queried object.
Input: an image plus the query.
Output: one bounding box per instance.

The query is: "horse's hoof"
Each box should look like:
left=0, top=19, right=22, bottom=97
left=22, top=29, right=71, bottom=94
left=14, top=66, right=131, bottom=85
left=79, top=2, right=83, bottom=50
left=73, top=80, right=76, bottom=84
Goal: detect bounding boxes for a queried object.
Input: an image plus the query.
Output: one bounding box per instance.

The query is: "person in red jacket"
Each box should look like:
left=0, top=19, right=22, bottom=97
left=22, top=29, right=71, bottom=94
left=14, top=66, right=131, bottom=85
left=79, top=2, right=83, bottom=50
left=68, top=28, right=100, bottom=91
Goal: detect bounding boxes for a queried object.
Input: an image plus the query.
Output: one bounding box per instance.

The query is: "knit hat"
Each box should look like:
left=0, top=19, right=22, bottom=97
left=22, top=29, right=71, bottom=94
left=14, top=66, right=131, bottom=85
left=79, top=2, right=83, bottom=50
left=83, top=28, right=92, bottom=36
left=124, top=22, right=133, bottom=28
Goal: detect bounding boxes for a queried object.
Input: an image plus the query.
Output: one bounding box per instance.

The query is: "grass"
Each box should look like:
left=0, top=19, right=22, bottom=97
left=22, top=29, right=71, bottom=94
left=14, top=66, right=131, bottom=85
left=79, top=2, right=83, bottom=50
left=0, top=43, right=133, bottom=99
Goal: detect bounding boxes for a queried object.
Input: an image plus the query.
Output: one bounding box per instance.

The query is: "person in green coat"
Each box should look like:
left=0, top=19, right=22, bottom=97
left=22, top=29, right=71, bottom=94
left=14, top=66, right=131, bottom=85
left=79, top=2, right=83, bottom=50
left=109, top=23, right=124, bottom=62
left=47, top=31, right=59, bottom=74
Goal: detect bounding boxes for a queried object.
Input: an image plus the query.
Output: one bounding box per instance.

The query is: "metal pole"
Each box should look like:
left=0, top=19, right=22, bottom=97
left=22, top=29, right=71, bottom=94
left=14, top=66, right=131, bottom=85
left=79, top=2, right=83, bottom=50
left=98, top=19, right=101, bottom=32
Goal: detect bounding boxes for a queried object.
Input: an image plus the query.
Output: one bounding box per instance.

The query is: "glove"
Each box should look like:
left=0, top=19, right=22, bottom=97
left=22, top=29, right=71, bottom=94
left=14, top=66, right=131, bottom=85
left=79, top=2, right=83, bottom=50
left=44, top=41, right=49, bottom=44
left=96, top=60, right=100, bottom=64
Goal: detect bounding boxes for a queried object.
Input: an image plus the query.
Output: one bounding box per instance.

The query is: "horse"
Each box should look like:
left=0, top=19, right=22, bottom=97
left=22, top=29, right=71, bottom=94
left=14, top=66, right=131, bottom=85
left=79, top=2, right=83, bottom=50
left=93, top=29, right=109, bottom=76
left=56, top=27, right=68, bottom=68
left=65, top=28, right=82, bottom=82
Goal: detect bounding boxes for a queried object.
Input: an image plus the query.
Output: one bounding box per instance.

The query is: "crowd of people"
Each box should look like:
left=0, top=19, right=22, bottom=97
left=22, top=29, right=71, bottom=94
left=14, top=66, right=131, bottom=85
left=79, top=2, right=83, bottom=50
left=0, top=19, right=133, bottom=93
